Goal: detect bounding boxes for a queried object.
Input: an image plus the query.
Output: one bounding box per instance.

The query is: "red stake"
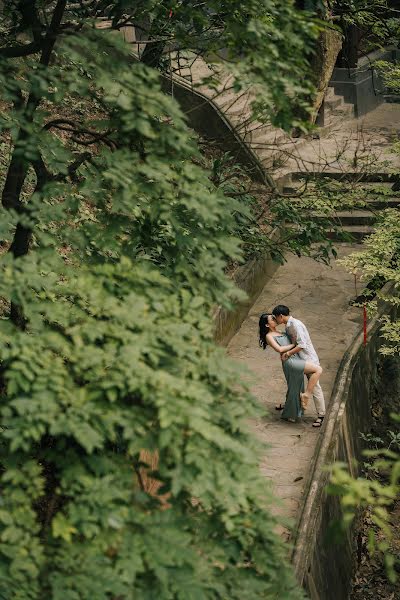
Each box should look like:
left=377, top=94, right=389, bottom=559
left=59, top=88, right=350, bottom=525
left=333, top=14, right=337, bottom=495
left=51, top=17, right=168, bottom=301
left=169, top=9, right=173, bottom=18
left=363, top=305, right=367, bottom=346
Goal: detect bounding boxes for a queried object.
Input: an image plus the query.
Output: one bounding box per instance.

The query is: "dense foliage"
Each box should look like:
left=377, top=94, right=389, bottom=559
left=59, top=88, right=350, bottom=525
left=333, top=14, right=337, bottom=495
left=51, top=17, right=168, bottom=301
left=329, top=354, right=400, bottom=582
left=333, top=0, right=400, bottom=55
left=0, top=1, right=323, bottom=598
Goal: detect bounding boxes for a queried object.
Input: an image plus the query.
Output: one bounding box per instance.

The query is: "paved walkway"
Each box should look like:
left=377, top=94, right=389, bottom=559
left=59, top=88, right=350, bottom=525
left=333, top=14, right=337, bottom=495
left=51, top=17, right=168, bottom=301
left=227, top=245, right=363, bottom=531
left=277, top=103, right=400, bottom=179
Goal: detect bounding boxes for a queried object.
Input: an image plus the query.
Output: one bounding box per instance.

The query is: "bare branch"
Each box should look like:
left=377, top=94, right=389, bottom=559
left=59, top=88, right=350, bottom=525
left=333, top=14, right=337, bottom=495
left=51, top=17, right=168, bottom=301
left=44, top=118, right=116, bottom=149
left=62, top=152, right=91, bottom=182
left=32, top=155, right=52, bottom=190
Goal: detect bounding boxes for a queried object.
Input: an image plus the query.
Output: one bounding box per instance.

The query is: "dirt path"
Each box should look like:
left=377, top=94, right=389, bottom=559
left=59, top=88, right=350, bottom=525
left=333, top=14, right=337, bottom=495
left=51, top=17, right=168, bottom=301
left=227, top=245, right=363, bottom=530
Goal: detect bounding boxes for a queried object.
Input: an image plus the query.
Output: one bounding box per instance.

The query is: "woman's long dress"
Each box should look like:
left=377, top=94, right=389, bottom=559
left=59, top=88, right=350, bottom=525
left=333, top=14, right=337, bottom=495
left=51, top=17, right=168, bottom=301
left=275, top=333, right=305, bottom=421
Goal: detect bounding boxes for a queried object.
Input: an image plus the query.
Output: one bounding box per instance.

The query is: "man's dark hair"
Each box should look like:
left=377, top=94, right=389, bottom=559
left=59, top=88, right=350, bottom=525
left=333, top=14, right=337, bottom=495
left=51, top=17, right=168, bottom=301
left=272, top=305, right=290, bottom=317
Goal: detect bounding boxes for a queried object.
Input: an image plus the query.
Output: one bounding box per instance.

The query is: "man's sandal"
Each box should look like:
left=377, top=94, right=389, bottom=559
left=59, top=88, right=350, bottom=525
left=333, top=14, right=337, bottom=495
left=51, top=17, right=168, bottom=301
left=275, top=403, right=284, bottom=411
left=313, top=416, right=325, bottom=428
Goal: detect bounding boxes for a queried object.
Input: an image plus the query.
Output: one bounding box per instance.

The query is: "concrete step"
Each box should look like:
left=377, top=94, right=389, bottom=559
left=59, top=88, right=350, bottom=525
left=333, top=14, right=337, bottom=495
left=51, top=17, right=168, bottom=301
left=225, top=105, right=253, bottom=124
left=325, top=97, right=342, bottom=111
left=250, top=138, right=287, bottom=151
left=324, top=86, right=353, bottom=110
left=257, top=148, right=289, bottom=170
left=244, top=122, right=272, bottom=135
left=324, top=105, right=354, bottom=128
left=362, top=197, right=400, bottom=209
left=216, top=80, right=249, bottom=100
left=282, top=184, right=400, bottom=211
left=284, top=181, right=398, bottom=192
left=286, top=193, right=400, bottom=211
left=331, top=102, right=354, bottom=117
left=284, top=180, right=398, bottom=190
left=384, top=94, right=400, bottom=103
left=220, top=93, right=251, bottom=116
left=323, top=87, right=355, bottom=125
left=327, top=225, right=374, bottom=242
left=244, top=125, right=283, bottom=146
left=312, top=210, right=376, bottom=226
left=218, top=88, right=247, bottom=104
left=170, top=56, right=213, bottom=81
left=325, top=86, right=336, bottom=101
left=228, top=116, right=255, bottom=135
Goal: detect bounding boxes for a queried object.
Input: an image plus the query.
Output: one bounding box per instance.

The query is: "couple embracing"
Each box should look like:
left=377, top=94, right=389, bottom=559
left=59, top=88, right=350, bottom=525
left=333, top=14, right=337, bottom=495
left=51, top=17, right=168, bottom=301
left=259, top=305, right=325, bottom=428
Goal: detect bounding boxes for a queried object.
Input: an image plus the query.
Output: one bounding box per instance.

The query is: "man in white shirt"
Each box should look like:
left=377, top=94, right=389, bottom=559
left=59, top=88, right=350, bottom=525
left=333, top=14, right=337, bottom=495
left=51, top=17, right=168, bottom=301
left=272, top=304, right=325, bottom=427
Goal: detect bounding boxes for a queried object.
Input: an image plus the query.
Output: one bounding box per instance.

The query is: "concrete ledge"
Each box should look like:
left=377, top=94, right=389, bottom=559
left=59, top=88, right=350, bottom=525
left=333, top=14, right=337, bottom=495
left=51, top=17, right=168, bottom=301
left=213, top=249, right=280, bottom=346
left=292, top=282, right=397, bottom=600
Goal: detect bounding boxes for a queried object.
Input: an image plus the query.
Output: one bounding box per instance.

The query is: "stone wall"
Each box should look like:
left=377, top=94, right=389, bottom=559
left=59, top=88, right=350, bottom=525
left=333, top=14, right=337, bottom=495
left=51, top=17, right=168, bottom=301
left=330, top=47, right=400, bottom=117
left=292, top=283, right=396, bottom=600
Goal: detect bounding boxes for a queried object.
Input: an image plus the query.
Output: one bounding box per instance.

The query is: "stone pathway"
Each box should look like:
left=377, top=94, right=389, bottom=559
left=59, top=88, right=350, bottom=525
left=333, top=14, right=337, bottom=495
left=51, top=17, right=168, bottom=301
left=277, top=103, right=400, bottom=181
left=227, top=245, right=363, bottom=531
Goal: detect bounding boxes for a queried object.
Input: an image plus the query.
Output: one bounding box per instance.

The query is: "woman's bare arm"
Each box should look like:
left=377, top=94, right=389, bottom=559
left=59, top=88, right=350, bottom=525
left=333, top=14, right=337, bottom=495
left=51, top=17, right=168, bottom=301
left=266, top=333, right=295, bottom=354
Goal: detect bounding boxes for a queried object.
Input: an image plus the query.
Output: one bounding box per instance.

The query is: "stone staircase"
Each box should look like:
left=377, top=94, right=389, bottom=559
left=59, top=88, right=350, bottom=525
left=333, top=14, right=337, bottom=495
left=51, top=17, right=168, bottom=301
left=168, top=54, right=386, bottom=244
left=115, top=23, right=362, bottom=185
left=120, top=27, right=358, bottom=181
left=165, top=52, right=400, bottom=251
left=320, top=87, right=354, bottom=129
left=168, top=54, right=354, bottom=172
left=283, top=172, right=400, bottom=241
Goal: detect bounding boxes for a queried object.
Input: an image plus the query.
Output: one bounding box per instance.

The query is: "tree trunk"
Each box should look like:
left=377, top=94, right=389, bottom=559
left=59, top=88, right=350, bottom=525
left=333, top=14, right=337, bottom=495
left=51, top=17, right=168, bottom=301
left=1, top=0, right=67, bottom=328
left=309, top=28, right=343, bottom=124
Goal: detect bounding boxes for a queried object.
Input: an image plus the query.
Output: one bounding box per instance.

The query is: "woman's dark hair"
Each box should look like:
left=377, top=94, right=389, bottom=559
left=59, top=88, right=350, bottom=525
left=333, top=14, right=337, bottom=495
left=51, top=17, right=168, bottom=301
left=259, top=313, right=272, bottom=349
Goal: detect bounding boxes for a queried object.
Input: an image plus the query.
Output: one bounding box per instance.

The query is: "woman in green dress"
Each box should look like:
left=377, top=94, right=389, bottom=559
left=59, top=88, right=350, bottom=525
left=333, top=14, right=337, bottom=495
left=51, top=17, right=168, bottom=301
left=258, top=313, right=322, bottom=423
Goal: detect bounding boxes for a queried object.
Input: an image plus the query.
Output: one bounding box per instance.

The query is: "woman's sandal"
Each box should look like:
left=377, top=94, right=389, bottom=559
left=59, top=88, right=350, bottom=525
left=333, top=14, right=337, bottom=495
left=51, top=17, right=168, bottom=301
left=300, top=393, right=309, bottom=411
left=312, top=416, right=325, bottom=428
left=275, top=403, right=284, bottom=411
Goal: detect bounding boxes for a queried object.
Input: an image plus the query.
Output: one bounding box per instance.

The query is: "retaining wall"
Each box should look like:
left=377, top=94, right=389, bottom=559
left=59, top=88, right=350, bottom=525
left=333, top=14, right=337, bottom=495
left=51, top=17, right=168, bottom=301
left=330, top=47, right=400, bottom=117
left=160, top=76, right=270, bottom=186
left=292, top=283, right=396, bottom=600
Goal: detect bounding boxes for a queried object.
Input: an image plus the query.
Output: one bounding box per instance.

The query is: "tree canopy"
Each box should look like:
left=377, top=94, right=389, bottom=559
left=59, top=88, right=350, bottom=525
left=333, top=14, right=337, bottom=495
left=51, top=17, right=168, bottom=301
left=0, top=1, right=322, bottom=598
